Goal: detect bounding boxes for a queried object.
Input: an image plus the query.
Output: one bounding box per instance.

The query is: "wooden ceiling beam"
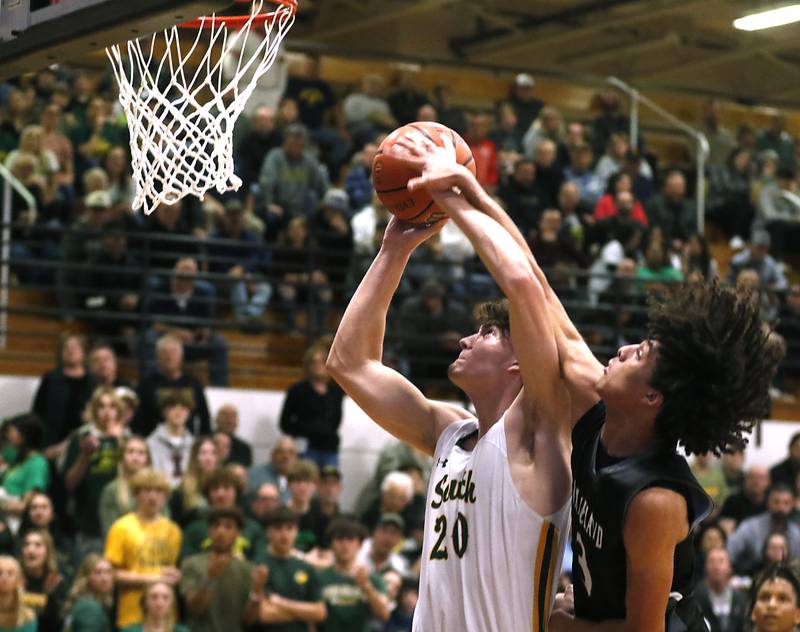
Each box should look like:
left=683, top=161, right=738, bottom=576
left=465, top=0, right=710, bottom=60
left=312, top=0, right=455, bottom=41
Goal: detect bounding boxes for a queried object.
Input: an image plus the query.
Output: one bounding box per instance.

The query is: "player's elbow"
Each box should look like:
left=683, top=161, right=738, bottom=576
left=503, top=266, right=543, bottom=303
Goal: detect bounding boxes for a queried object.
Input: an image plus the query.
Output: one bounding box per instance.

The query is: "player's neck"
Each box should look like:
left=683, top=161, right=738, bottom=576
left=469, top=382, right=520, bottom=435
left=600, top=409, right=659, bottom=457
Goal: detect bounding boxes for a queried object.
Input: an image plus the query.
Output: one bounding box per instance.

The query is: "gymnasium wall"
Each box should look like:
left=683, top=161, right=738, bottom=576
left=0, top=375, right=795, bottom=511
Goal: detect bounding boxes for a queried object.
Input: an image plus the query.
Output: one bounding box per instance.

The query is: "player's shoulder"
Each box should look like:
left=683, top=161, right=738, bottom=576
left=625, top=487, right=688, bottom=540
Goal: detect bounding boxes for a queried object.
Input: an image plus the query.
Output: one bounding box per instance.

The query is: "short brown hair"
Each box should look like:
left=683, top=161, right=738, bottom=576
left=287, top=459, right=320, bottom=484
left=202, top=466, right=244, bottom=498
left=475, top=299, right=510, bottom=336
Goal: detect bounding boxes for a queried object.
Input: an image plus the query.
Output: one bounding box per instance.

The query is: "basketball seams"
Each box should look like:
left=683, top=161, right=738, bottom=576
left=373, top=121, right=476, bottom=224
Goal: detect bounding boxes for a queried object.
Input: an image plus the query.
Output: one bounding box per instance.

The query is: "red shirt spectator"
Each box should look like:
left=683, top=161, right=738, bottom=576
left=467, top=113, right=499, bottom=189
left=594, top=193, right=648, bottom=226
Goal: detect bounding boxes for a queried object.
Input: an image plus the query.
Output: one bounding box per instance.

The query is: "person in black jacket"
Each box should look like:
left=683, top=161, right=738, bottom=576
left=695, top=548, right=747, bottom=632
left=33, top=333, right=95, bottom=461
left=770, top=432, right=800, bottom=489
left=279, top=342, right=343, bottom=469
left=133, top=334, right=211, bottom=438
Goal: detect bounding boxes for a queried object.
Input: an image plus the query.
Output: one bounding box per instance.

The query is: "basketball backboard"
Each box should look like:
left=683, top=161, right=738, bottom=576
left=0, top=0, right=234, bottom=79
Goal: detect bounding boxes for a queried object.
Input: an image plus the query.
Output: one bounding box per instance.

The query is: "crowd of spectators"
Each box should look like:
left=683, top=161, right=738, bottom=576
left=0, top=320, right=800, bottom=630
left=2, top=56, right=800, bottom=630
left=0, top=329, right=434, bottom=631
left=688, top=435, right=800, bottom=632
left=3, top=59, right=800, bottom=393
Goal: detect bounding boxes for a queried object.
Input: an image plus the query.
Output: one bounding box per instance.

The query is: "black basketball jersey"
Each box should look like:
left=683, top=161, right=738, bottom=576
left=570, top=402, right=712, bottom=629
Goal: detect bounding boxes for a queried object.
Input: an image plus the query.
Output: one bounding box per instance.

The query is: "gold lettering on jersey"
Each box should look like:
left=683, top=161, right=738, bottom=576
left=430, top=470, right=477, bottom=509
left=572, top=481, right=603, bottom=549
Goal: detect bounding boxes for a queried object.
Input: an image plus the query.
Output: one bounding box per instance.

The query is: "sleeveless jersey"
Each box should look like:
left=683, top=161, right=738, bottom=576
left=570, top=402, right=712, bottom=631
left=413, top=416, right=571, bottom=632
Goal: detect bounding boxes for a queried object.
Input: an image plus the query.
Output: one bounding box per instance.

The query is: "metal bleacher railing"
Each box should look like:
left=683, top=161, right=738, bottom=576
left=0, top=217, right=663, bottom=392
left=2, top=218, right=799, bottom=394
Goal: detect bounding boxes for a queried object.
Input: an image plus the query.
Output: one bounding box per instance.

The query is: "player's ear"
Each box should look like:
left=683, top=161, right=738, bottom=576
left=643, top=389, right=663, bottom=409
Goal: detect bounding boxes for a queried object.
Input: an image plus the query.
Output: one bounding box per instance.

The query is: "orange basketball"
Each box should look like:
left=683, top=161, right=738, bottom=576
left=372, top=121, right=475, bottom=224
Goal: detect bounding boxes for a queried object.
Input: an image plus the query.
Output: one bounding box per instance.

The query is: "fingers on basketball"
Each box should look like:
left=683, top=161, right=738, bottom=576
left=372, top=121, right=476, bottom=224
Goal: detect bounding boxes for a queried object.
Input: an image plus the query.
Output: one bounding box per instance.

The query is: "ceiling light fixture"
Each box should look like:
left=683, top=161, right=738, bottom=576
left=734, top=4, right=800, bottom=31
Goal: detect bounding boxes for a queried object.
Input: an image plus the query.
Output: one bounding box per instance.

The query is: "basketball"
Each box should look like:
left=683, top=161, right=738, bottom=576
left=372, top=121, right=476, bottom=224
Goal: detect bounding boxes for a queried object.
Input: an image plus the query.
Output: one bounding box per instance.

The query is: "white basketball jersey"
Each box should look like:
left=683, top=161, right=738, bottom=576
left=413, top=417, right=570, bottom=632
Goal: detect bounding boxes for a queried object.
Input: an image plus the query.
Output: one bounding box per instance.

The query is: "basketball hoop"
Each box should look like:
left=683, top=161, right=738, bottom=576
left=106, top=0, right=297, bottom=215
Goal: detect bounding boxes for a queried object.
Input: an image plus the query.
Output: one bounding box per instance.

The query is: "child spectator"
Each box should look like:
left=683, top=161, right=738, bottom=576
left=62, top=554, right=115, bottom=632
left=318, top=518, right=390, bottom=631
left=0, top=556, right=36, bottom=632
left=168, top=437, right=219, bottom=527
left=105, top=469, right=182, bottom=628
left=0, top=415, right=50, bottom=525
left=147, top=394, right=194, bottom=489
left=63, top=386, right=125, bottom=549
left=98, top=436, right=151, bottom=535
left=180, top=467, right=264, bottom=561
left=255, top=507, right=326, bottom=629
left=286, top=460, right=320, bottom=552
left=120, top=582, right=188, bottom=632
left=20, top=529, right=66, bottom=632
left=179, top=508, right=263, bottom=632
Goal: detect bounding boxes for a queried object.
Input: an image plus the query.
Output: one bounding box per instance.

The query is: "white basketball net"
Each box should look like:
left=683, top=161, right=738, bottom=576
left=106, top=0, right=296, bottom=215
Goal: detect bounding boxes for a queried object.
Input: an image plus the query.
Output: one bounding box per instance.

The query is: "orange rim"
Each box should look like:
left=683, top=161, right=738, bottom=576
left=179, top=0, right=296, bottom=28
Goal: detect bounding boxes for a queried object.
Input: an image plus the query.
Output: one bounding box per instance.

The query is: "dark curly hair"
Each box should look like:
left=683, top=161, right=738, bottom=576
left=647, top=282, right=782, bottom=456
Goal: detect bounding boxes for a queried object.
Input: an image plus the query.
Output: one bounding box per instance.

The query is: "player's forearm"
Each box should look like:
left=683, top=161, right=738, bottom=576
left=461, top=176, right=552, bottom=291
left=363, top=585, right=390, bottom=621
left=328, top=246, right=409, bottom=373
left=435, top=193, right=541, bottom=302
left=275, top=597, right=326, bottom=623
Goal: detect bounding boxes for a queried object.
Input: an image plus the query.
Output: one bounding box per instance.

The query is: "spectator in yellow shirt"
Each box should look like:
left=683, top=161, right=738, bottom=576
left=104, top=468, right=181, bottom=628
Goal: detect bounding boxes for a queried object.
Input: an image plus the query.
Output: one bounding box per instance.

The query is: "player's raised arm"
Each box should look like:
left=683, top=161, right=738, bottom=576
left=430, top=190, right=568, bottom=429
left=326, top=218, right=469, bottom=456
left=401, top=132, right=603, bottom=423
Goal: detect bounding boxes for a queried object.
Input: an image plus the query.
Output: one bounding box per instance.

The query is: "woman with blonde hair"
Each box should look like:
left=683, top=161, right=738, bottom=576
left=168, top=437, right=219, bottom=527
left=64, top=386, right=126, bottom=545
left=98, top=435, right=151, bottom=535
left=20, top=529, right=66, bottom=632
left=121, top=582, right=187, bottom=632
left=0, top=556, right=36, bottom=631
left=62, top=554, right=114, bottom=632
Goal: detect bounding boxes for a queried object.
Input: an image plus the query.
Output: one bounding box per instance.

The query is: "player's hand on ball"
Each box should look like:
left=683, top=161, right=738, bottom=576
left=392, top=130, right=472, bottom=195
left=381, top=216, right=447, bottom=254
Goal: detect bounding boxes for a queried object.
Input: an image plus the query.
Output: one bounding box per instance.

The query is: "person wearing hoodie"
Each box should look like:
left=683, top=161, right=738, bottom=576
left=147, top=394, right=194, bottom=489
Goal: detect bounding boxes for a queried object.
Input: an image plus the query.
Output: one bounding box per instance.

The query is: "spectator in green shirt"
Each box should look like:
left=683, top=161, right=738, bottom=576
left=179, top=507, right=263, bottom=632
left=120, top=582, right=187, bottom=632
left=255, top=507, right=326, bottom=630
left=62, top=554, right=115, bottom=632
left=0, top=414, right=50, bottom=525
left=318, top=518, right=390, bottom=631
left=180, top=467, right=264, bottom=561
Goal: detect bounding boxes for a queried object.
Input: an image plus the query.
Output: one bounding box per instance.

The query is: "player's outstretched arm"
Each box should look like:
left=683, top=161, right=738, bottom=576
left=327, top=218, right=469, bottom=456
left=430, top=190, right=567, bottom=428
left=400, top=133, right=603, bottom=423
